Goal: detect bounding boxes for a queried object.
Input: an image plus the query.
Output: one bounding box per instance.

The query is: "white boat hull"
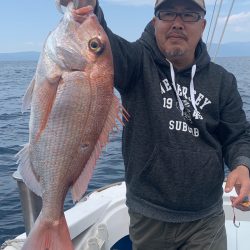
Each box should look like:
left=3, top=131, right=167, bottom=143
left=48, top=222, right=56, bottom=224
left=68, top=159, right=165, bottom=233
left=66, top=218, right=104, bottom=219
left=2, top=181, right=250, bottom=250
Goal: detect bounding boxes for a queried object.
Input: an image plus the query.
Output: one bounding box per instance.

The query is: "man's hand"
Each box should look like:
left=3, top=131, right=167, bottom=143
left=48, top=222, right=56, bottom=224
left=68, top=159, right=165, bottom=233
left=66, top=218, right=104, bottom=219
left=56, top=0, right=96, bottom=20
left=58, top=0, right=96, bottom=8
left=59, top=0, right=70, bottom=7
left=225, top=165, right=250, bottom=209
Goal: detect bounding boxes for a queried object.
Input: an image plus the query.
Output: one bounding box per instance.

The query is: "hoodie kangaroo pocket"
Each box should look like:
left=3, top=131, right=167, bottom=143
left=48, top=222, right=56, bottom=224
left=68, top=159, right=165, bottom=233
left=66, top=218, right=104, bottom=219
left=136, top=144, right=224, bottom=211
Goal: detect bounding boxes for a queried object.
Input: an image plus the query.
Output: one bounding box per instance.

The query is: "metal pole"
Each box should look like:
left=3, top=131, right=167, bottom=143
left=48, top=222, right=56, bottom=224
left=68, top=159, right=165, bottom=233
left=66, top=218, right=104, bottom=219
left=12, top=171, right=42, bottom=235
left=213, top=0, right=236, bottom=61
left=207, top=0, right=224, bottom=53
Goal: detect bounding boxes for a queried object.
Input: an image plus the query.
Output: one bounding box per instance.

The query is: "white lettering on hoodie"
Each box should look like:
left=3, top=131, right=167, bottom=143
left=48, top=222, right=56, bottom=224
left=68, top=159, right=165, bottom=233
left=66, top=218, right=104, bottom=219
left=159, top=61, right=212, bottom=138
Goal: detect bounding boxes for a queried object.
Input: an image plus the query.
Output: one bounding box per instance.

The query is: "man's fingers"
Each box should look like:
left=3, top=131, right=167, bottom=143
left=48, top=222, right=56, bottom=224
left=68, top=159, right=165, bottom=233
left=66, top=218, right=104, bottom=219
left=231, top=184, right=249, bottom=206
left=225, top=173, right=237, bottom=193
left=231, top=196, right=250, bottom=210
left=73, top=5, right=93, bottom=15
left=238, top=199, right=250, bottom=211
left=62, top=0, right=96, bottom=8
left=71, top=6, right=93, bottom=23
left=231, top=194, right=245, bottom=207
left=59, top=0, right=71, bottom=7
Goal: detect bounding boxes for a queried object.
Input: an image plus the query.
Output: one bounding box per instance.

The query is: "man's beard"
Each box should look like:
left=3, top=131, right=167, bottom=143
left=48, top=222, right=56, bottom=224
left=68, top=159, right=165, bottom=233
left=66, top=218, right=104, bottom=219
left=164, top=48, right=185, bottom=58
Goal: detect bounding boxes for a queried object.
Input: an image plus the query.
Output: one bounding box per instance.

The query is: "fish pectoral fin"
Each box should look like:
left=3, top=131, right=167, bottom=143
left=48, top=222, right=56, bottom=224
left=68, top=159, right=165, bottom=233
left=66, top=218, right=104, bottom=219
left=16, top=143, right=42, bottom=196
left=71, top=94, right=128, bottom=202
left=35, top=77, right=60, bottom=141
left=22, top=76, right=36, bottom=113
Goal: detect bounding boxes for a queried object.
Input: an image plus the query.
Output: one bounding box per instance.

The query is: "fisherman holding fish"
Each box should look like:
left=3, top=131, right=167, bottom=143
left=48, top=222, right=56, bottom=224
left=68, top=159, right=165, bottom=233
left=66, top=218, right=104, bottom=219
left=59, top=0, right=250, bottom=249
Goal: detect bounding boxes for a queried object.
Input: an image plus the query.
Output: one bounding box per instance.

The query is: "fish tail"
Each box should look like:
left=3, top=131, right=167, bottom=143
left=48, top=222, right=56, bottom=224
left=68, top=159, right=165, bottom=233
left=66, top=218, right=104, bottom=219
left=21, top=213, right=73, bottom=250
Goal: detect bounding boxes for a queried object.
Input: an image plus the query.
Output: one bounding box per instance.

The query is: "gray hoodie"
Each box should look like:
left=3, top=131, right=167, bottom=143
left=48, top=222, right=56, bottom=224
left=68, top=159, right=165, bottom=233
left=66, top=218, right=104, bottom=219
left=96, top=4, right=250, bottom=222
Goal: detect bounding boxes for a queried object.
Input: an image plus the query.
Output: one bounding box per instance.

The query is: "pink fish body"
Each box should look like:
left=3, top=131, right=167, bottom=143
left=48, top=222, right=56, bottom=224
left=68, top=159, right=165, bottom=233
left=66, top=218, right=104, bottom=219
left=16, top=3, right=127, bottom=250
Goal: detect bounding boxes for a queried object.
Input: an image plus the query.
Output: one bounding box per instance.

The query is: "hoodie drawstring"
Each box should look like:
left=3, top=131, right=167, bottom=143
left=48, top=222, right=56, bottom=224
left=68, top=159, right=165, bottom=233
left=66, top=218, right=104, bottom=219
left=167, top=60, right=185, bottom=115
left=166, top=60, right=197, bottom=115
left=190, top=64, right=197, bottom=112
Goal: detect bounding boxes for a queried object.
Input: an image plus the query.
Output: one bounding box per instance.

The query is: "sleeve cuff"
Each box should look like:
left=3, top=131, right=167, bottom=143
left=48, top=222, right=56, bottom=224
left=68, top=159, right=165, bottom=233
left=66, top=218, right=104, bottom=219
left=231, top=156, right=250, bottom=171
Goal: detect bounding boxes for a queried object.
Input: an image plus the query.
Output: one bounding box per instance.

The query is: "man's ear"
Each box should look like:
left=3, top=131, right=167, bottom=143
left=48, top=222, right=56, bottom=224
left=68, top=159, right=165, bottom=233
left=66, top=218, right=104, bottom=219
left=202, top=18, right=207, bottom=32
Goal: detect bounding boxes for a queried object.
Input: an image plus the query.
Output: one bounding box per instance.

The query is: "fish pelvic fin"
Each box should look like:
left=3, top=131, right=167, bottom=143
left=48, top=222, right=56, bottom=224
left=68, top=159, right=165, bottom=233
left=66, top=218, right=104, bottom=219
left=71, top=94, right=129, bottom=202
left=16, top=143, right=42, bottom=197
left=21, top=213, right=73, bottom=250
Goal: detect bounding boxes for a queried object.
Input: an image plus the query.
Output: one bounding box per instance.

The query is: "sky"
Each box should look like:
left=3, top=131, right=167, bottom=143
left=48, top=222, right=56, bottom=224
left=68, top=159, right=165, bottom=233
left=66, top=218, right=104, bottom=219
left=0, top=0, right=250, bottom=53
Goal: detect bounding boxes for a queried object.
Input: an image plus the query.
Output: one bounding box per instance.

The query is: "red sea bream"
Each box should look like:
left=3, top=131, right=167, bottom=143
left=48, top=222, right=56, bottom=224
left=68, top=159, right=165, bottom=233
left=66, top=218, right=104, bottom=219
left=16, top=3, right=127, bottom=250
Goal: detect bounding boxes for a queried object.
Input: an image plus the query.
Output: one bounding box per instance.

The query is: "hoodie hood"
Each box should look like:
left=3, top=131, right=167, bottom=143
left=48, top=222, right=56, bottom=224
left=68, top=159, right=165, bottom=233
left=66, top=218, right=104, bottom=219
left=139, top=21, right=211, bottom=74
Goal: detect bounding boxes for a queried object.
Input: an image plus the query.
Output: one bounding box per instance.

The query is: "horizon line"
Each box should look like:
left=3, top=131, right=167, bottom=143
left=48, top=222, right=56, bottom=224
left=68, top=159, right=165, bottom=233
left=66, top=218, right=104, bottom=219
left=1, top=40, right=250, bottom=54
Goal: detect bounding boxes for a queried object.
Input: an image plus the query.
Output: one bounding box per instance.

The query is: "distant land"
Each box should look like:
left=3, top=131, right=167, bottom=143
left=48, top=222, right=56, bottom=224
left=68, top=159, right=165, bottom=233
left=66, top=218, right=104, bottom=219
left=0, top=51, right=40, bottom=61
left=0, top=42, right=250, bottom=61
left=208, top=42, right=250, bottom=58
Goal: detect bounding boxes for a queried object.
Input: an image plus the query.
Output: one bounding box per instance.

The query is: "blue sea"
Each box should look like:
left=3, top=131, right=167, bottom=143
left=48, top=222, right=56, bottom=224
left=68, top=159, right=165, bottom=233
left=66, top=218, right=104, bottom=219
left=0, top=57, right=250, bottom=245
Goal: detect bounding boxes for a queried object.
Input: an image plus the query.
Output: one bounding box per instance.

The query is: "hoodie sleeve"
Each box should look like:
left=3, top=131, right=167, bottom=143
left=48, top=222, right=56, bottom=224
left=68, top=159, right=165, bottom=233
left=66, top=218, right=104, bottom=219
left=217, top=73, right=250, bottom=172
left=94, top=1, right=143, bottom=94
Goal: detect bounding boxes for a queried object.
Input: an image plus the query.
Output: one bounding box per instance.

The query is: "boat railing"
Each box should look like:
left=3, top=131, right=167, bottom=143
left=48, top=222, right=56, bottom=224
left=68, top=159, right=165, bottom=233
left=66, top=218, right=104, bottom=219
left=12, top=171, right=42, bottom=235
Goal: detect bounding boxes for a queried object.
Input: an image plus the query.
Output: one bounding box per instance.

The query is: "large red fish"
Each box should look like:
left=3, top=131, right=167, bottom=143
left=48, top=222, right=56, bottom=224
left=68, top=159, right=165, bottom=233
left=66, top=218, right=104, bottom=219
left=16, top=3, right=127, bottom=249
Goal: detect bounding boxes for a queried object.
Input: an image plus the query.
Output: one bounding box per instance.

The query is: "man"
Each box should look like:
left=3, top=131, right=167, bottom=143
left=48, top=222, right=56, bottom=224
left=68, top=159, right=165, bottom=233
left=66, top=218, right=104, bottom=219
left=62, top=0, right=250, bottom=249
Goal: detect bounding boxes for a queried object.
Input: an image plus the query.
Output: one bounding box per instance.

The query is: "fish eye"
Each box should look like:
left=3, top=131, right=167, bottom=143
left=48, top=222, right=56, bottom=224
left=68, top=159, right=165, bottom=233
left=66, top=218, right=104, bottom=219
left=88, top=38, right=104, bottom=54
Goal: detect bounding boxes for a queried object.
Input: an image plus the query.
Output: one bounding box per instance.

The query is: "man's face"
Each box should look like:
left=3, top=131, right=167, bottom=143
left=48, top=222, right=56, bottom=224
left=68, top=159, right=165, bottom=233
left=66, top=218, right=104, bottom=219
left=153, top=0, right=206, bottom=64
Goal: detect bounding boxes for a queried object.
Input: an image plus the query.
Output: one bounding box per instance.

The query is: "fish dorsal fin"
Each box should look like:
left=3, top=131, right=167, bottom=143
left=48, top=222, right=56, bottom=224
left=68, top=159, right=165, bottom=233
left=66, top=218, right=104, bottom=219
left=22, top=77, right=36, bottom=113
left=16, top=143, right=42, bottom=196
left=71, top=95, right=129, bottom=202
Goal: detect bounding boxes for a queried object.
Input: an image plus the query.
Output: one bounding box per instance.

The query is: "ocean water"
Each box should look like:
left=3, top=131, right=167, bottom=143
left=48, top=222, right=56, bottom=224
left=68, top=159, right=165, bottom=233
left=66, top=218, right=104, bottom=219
left=0, top=57, right=250, bottom=244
